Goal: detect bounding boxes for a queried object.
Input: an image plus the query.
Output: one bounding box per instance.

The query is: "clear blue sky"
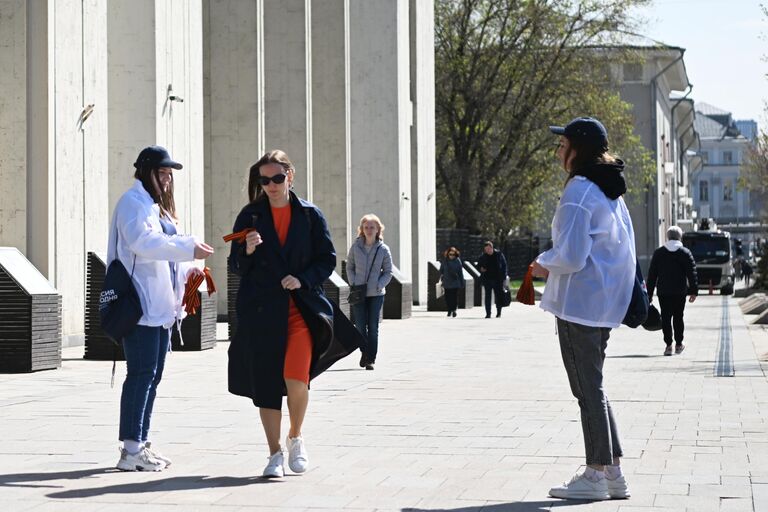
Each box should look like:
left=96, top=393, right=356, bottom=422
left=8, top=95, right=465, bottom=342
left=634, top=0, right=768, bottom=124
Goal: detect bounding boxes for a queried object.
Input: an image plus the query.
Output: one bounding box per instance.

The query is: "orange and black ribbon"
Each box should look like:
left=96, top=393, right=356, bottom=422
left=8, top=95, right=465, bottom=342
left=222, top=228, right=255, bottom=243
left=182, top=267, right=217, bottom=316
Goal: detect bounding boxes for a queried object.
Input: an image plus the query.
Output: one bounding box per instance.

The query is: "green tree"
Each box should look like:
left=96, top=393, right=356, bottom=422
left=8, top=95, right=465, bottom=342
left=435, top=0, right=655, bottom=239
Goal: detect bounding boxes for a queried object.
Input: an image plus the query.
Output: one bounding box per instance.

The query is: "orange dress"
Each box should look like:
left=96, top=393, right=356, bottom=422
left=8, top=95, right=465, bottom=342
left=271, top=204, right=312, bottom=385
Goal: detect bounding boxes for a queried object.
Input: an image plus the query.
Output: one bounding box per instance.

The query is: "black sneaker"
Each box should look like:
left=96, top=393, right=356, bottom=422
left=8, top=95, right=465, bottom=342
left=485, top=313, right=491, bottom=318
left=446, top=311, right=451, bottom=317
left=359, top=354, right=368, bottom=368
left=452, top=311, right=457, bottom=317
left=365, top=363, right=374, bottom=371
left=496, top=311, right=502, bottom=318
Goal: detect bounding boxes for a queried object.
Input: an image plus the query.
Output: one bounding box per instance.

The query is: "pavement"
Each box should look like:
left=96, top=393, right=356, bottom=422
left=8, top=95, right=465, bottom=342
left=1, top=292, right=768, bottom=512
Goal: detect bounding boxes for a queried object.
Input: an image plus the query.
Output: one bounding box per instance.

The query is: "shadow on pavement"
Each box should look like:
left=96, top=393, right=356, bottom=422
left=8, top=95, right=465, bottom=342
left=0, top=468, right=271, bottom=496
left=45, top=474, right=274, bottom=498
left=0, top=467, right=110, bottom=488
left=403, top=500, right=602, bottom=512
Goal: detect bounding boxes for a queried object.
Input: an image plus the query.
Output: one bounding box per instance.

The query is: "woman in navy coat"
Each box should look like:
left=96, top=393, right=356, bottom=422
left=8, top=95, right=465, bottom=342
left=228, top=150, right=362, bottom=478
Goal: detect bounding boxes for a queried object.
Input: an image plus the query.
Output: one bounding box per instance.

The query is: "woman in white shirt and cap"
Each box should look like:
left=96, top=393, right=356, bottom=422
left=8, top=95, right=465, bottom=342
left=531, top=118, right=635, bottom=501
left=108, top=145, right=214, bottom=472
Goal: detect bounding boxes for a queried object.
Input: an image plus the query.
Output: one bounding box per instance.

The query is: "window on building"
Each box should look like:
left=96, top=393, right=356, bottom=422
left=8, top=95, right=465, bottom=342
left=623, top=63, right=643, bottom=82
left=723, top=151, right=733, bottom=164
left=723, top=180, right=733, bottom=201
left=701, top=151, right=709, bottom=164
left=700, top=180, right=709, bottom=202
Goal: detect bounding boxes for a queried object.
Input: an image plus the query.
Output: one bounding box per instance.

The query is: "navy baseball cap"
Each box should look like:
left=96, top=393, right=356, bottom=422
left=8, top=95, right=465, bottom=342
left=133, top=145, right=183, bottom=170
left=549, top=117, right=608, bottom=148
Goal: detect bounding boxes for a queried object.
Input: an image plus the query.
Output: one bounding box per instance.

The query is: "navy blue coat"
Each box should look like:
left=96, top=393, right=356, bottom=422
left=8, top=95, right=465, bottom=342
left=227, top=192, right=363, bottom=409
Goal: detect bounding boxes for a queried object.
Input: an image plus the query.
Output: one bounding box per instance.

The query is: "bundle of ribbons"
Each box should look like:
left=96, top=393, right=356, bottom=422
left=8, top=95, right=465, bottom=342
left=222, top=228, right=255, bottom=244
left=183, top=267, right=217, bottom=316
left=515, top=264, right=536, bottom=306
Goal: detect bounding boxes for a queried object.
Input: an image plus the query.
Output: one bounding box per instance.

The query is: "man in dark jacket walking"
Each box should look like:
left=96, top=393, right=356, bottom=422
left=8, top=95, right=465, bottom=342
left=477, top=241, right=508, bottom=318
left=647, top=226, right=698, bottom=356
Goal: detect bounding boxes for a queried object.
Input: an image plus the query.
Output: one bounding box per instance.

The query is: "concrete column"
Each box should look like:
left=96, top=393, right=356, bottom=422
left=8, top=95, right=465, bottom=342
left=25, top=1, right=53, bottom=281
left=349, top=0, right=412, bottom=275
left=203, top=0, right=264, bottom=315
left=40, top=0, right=108, bottom=346
left=408, top=0, right=436, bottom=304
left=107, top=0, right=157, bottom=209
left=263, top=0, right=312, bottom=200
left=311, top=0, right=351, bottom=264
left=0, top=0, right=27, bottom=253
left=108, top=0, right=205, bottom=235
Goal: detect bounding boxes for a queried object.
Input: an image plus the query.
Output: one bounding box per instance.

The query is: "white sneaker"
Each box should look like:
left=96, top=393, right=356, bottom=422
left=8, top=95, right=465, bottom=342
left=116, top=447, right=166, bottom=472
left=286, top=436, right=308, bottom=473
left=607, top=474, right=631, bottom=499
left=262, top=450, right=284, bottom=478
left=144, top=441, right=172, bottom=467
left=549, top=472, right=610, bottom=500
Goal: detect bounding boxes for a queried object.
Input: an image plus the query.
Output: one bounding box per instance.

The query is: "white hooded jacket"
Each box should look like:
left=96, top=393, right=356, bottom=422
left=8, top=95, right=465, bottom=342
left=107, top=180, right=198, bottom=328
left=536, top=176, right=636, bottom=328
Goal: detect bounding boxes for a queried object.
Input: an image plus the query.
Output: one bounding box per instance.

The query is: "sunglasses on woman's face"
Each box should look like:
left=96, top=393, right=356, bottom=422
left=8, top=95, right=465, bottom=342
left=257, top=173, right=288, bottom=186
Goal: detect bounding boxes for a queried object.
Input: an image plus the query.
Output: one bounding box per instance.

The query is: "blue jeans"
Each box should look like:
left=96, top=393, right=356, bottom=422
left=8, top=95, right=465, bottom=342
left=119, top=325, right=170, bottom=442
left=556, top=318, right=623, bottom=465
left=352, top=295, right=385, bottom=362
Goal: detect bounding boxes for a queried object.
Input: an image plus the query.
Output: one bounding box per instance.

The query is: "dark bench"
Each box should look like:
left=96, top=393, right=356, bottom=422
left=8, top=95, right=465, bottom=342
left=0, top=247, right=62, bottom=373
left=85, top=252, right=125, bottom=360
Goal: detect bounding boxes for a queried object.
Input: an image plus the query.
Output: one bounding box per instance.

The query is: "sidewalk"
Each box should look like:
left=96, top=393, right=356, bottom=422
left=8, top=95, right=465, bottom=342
left=1, top=294, right=767, bottom=511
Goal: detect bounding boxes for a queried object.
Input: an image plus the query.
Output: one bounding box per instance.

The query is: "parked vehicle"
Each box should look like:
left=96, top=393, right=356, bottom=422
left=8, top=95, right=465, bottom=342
left=682, top=219, right=734, bottom=295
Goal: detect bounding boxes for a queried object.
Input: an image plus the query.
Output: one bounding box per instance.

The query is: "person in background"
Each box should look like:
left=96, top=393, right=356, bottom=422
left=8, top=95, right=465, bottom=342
left=440, top=246, right=465, bottom=317
left=742, top=258, right=754, bottom=288
left=110, top=145, right=214, bottom=472
left=532, top=117, right=634, bottom=501
left=477, top=241, right=508, bottom=318
left=646, top=226, right=698, bottom=356
left=346, top=214, right=393, bottom=370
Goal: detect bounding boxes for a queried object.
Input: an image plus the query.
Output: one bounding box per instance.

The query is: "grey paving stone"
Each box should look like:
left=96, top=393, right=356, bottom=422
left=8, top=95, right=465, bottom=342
left=0, top=295, right=766, bottom=510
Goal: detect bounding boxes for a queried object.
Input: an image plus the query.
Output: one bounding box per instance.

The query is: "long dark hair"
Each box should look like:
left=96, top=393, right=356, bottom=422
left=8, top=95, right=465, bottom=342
left=134, top=165, right=177, bottom=219
left=564, top=136, right=618, bottom=182
left=248, top=149, right=296, bottom=202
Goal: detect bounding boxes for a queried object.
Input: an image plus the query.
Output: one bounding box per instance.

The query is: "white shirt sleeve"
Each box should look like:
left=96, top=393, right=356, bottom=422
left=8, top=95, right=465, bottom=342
left=119, top=202, right=197, bottom=262
left=537, top=203, right=593, bottom=275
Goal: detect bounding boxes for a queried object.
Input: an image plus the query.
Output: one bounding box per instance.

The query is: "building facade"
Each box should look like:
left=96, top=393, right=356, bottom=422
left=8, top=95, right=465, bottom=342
left=691, top=103, right=761, bottom=251
left=0, top=0, right=436, bottom=346
left=616, top=46, right=698, bottom=271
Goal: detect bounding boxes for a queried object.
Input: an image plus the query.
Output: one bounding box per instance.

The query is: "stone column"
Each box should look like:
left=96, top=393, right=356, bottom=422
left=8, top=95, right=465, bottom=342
left=349, top=0, right=412, bottom=274
left=263, top=0, right=312, bottom=199
left=0, top=0, right=28, bottom=254
left=408, top=0, right=436, bottom=304
left=311, top=0, right=351, bottom=263
left=203, top=0, right=264, bottom=315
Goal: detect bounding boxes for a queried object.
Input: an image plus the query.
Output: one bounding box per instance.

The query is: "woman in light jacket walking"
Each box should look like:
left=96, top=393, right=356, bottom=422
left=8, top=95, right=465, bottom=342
left=440, top=246, right=465, bottom=317
left=109, top=145, right=214, bottom=472
left=531, top=118, right=635, bottom=501
left=346, top=214, right=393, bottom=370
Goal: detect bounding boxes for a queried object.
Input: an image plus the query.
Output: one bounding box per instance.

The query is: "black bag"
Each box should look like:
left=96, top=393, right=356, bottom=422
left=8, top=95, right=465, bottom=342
left=622, top=259, right=649, bottom=328
left=500, top=286, right=512, bottom=307
left=348, top=245, right=381, bottom=306
left=99, top=251, right=142, bottom=343
left=347, top=284, right=366, bottom=306
left=642, top=304, right=662, bottom=331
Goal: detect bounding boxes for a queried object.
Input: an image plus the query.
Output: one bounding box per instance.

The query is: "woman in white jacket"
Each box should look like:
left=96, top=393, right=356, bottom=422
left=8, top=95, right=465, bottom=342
left=108, top=146, right=214, bottom=472
left=531, top=118, right=635, bottom=501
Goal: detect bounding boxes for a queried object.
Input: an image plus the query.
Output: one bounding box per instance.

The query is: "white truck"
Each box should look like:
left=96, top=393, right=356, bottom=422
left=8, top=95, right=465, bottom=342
left=682, top=219, right=734, bottom=295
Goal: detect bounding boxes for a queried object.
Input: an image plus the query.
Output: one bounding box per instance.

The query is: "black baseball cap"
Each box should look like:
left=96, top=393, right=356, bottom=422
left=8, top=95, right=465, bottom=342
left=133, top=145, right=183, bottom=170
left=549, top=117, right=608, bottom=149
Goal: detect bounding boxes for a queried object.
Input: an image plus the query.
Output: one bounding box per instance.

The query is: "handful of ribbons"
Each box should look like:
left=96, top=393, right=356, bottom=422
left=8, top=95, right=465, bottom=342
left=222, top=228, right=255, bottom=244
left=515, top=265, right=535, bottom=306
left=182, top=267, right=217, bottom=316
